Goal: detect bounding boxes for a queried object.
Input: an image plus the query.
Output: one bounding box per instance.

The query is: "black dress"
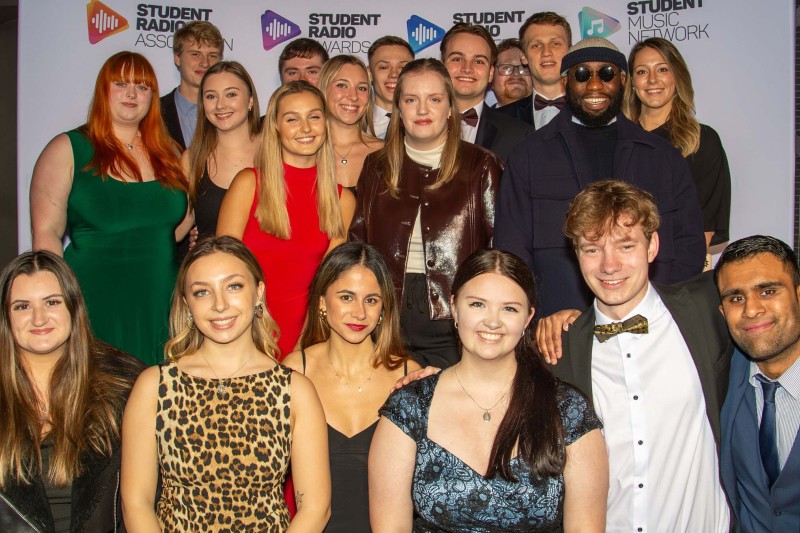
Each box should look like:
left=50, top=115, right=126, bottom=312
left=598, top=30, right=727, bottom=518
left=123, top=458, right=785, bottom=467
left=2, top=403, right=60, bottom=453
left=194, top=165, right=228, bottom=239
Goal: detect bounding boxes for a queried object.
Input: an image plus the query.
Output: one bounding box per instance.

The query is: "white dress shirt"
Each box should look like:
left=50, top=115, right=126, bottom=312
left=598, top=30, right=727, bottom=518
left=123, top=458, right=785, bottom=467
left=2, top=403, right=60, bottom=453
left=459, top=103, right=483, bottom=144
left=532, top=89, right=564, bottom=130
left=591, top=283, right=729, bottom=533
left=372, top=103, right=391, bottom=140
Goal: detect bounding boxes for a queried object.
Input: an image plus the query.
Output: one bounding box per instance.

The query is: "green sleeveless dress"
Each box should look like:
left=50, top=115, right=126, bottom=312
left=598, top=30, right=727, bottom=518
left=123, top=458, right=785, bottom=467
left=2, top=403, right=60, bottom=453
left=63, top=130, right=187, bottom=366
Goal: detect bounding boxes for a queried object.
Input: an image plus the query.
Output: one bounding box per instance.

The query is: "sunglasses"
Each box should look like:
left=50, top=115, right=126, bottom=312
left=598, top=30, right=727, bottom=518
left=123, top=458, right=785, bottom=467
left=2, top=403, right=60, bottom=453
left=496, top=64, right=531, bottom=76
left=570, top=65, right=619, bottom=83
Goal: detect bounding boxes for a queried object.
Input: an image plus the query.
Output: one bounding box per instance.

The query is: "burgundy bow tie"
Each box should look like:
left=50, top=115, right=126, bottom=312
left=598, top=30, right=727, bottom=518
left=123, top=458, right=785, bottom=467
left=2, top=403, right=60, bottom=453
left=460, top=108, right=479, bottom=127
left=533, top=94, right=566, bottom=111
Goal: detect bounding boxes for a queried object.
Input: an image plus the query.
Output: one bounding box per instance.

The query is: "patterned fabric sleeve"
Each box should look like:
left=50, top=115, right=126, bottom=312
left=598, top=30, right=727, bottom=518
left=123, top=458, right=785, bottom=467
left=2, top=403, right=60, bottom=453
left=557, top=381, right=603, bottom=445
left=378, top=374, right=438, bottom=443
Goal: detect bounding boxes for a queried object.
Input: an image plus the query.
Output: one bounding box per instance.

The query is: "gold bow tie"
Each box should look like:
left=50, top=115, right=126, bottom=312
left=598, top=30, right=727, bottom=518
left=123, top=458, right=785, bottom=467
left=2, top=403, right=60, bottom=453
left=593, top=314, right=649, bottom=343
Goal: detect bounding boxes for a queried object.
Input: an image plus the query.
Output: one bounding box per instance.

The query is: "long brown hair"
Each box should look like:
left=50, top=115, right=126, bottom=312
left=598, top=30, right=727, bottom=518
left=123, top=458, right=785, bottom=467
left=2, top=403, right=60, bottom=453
left=318, top=55, right=376, bottom=138
left=165, top=236, right=281, bottom=361
left=0, top=251, right=140, bottom=488
left=254, top=81, right=343, bottom=239
left=187, top=61, right=261, bottom=205
left=623, top=38, right=700, bottom=157
left=85, top=51, right=186, bottom=190
left=451, top=249, right=565, bottom=480
left=380, top=58, right=461, bottom=197
left=300, top=242, right=408, bottom=370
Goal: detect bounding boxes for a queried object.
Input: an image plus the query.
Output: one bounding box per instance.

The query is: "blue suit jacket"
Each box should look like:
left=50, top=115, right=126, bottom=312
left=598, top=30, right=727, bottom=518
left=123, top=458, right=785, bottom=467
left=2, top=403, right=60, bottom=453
left=721, top=348, right=800, bottom=532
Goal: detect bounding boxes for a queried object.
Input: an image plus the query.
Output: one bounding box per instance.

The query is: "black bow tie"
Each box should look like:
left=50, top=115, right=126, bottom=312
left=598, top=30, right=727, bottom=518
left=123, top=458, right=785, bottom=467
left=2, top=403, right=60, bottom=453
left=533, top=94, right=566, bottom=111
left=460, top=108, right=479, bottom=127
left=593, top=314, right=649, bottom=343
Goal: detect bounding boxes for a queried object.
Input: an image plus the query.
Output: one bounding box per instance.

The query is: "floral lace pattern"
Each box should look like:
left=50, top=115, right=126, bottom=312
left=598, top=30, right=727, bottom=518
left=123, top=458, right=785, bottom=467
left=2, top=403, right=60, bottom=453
left=380, top=374, right=601, bottom=532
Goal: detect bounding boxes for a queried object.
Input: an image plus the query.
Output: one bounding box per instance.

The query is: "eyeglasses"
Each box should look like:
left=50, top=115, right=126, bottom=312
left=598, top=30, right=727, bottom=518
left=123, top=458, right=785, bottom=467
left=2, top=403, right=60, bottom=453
left=496, top=64, right=531, bottom=76
left=570, top=65, right=619, bottom=83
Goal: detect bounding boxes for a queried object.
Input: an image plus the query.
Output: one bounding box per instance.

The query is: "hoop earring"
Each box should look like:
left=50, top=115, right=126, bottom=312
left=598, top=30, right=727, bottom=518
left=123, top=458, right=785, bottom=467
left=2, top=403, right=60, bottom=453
left=254, top=304, right=264, bottom=319
left=454, top=321, right=458, bottom=330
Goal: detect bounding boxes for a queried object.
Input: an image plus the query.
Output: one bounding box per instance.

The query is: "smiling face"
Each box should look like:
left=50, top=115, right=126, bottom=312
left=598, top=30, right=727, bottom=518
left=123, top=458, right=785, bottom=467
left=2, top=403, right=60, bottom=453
left=718, top=253, right=800, bottom=376
left=369, top=44, right=413, bottom=111
left=280, top=54, right=325, bottom=86
left=521, top=23, right=569, bottom=95
left=631, top=46, right=676, bottom=113
left=325, top=63, right=371, bottom=126
left=9, top=271, right=72, bottom=360
left=564, top=61, right=626, bottom=127
left=108, top=77, right=153, bottom=127
left=175, top=39, right=222, bottom=92
left=398, top=71, right=451, bottom=151
left=277, top=90, right=327, bottom=167
left=443, top=32, right=494, bottom=110
left=202, top=71, right=253, bottom=132
left=184, top=252, right=265, bottom=347
left=576, top=217, right=659, bottom=320
left=452, top=272, right=534, bottom=363
left=320, top=265, right=383, bottom=345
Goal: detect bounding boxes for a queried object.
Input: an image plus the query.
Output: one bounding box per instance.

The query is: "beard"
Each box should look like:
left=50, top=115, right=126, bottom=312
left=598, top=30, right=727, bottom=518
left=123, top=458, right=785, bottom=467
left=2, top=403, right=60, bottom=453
left=567, top=82, right=624, bottom=128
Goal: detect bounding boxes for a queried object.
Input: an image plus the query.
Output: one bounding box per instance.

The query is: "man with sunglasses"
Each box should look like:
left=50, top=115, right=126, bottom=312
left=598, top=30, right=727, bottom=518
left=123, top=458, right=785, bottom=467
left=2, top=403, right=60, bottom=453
left=495, top=37, right=705, bottom=317
left=491, top=39, right=532, bottom=108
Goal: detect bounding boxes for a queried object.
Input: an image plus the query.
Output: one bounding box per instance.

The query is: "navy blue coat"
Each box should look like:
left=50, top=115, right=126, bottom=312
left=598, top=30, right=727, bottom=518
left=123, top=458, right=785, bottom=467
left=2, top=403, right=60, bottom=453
left=721, top=348, right=800, bottom=532
left=494, top=109, right=705, bottom=316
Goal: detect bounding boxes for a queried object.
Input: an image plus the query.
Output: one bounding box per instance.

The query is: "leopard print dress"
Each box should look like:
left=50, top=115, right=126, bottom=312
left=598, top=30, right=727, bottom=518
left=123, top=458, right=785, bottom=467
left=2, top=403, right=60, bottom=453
left=155, top=362, right=292, bottom=531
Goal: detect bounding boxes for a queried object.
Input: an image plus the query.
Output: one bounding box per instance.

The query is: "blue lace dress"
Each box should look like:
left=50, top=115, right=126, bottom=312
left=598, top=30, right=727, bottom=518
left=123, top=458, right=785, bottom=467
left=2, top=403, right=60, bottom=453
left=379, top=374, right=601, bottom=532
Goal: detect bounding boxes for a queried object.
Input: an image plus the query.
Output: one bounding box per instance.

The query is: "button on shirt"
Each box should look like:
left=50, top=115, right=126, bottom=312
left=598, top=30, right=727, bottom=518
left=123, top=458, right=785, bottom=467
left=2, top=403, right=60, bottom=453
left=459, top=103, right=483, bottom=144
left=591, top=283, right=729, bottom=533
left=749, top=356, right=800, bottom=469
left=532, top=89, right=564, bottom=130
left=174, top=88, right=198, bottom=148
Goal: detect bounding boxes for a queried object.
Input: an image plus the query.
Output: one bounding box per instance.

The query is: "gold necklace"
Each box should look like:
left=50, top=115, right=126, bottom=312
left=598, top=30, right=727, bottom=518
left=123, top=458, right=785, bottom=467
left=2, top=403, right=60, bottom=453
left=328, top=357, right=374, bottom=393
left=453, top=364, right=510, bottom=423
left=201, top=353, right=255, bottom=398
left=333, top=141, right=357, bottom=165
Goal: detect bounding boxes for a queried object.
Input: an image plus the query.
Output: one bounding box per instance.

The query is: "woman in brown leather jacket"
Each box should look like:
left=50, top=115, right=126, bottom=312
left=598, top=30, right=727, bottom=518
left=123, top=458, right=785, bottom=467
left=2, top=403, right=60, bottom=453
left=349, top=58, right=503, bottom=368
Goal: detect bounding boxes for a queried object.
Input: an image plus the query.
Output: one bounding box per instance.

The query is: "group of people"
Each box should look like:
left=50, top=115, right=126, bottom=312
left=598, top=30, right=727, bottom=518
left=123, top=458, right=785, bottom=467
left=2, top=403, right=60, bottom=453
left=3, top=8, right=792, bottom=533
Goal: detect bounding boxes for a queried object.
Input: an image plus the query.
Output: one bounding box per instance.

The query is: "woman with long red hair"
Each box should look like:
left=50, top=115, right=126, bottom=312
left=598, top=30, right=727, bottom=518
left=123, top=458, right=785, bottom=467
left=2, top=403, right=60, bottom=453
left=30, top=51, right=191, bottom=366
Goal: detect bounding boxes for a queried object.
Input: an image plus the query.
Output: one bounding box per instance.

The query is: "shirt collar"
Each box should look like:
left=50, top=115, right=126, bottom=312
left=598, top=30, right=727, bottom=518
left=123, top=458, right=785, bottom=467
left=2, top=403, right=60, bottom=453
left=532, top=88, right=565, bottom=102
left=174, top=87, right=197, bottom=111
left=749, top=354, right=800, bottom=400
left=594, top=282, right=657, bottom=326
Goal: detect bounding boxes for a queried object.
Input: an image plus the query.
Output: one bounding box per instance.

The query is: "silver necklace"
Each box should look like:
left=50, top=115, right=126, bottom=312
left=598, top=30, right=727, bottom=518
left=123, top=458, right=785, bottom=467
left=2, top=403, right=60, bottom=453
left=333, top=141, right=356, bottom=165
left=328, top=357, right=374, bottom=393
left=453, top=364, right=510, bottom=422
left=201, top=353, right=255, bottom=398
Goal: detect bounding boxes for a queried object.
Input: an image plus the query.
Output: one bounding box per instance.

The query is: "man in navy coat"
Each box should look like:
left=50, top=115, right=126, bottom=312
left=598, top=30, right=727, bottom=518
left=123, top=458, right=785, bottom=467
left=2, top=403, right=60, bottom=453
left=716, top=235, right=800, bottom=531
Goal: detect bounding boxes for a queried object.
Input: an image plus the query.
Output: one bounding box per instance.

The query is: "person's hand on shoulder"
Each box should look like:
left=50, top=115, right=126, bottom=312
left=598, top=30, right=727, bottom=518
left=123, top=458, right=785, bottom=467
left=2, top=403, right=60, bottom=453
left=536, top=309, right=581, bottom=365
left=393, top=366, right=441, bottom=389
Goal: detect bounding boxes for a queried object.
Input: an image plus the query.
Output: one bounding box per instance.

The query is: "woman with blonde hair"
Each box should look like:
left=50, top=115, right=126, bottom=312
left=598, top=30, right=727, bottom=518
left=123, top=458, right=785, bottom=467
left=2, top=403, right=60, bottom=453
left=30, top=51, right=191, bottom=365
left=0, top=250, right=143, bottom=530
left=317, top=55, right=383, bottom=192
left=624, top=37, right=731, bottom=252
left=349, top=58, right=503, bottom=368
left=218, top=81, right=355, bottom=360
left=121, top=235, right=330, bottom=531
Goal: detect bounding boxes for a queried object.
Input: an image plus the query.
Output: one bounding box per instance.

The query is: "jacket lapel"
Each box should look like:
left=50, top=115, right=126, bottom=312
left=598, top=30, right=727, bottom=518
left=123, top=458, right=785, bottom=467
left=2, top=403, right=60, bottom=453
left=474, top=104, right=497, bottom=151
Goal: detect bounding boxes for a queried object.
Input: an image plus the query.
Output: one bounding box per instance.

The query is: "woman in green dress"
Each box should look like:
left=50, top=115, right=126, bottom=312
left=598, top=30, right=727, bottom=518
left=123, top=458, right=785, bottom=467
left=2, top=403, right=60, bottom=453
left=30, top=51, right=191, bottom=366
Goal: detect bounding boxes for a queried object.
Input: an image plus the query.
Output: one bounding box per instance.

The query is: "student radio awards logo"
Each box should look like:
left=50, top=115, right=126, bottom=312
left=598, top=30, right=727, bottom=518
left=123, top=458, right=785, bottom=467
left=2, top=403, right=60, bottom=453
left=261, top=10, right=301, bottom=51
left=86, top=0, right=128, bottom=44
left=578, top=7, right=621, bottom=39
left=406, top=15, right=445, bottom=54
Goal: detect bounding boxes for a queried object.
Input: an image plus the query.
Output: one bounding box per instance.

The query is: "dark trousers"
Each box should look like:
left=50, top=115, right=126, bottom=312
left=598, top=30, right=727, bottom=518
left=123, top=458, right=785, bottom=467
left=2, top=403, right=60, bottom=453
left=400, top=273, right=460, bottom=369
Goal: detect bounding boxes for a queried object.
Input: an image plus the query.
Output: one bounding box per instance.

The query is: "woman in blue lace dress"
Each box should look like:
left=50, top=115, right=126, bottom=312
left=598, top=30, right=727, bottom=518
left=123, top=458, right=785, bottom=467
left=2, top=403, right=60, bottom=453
left=369, top=249, right=609, bottom=531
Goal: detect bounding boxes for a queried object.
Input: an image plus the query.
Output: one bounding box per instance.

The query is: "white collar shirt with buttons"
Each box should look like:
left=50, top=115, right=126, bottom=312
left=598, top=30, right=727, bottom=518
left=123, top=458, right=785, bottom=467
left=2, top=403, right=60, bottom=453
left=459, top=102, right=483, bottom=144
left=591, top=283, right=729, bottom=533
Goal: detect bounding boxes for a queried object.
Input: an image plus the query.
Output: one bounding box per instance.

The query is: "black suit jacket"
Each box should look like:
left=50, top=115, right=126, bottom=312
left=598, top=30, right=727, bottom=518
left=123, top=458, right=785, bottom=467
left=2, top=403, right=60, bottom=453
left=496, top=95, right=534, bottom=127
left=553, top=272, right=733, bottom=448
left=160, top=87, right=187, bottom=150
left=474, top=103, right=534, bottom=164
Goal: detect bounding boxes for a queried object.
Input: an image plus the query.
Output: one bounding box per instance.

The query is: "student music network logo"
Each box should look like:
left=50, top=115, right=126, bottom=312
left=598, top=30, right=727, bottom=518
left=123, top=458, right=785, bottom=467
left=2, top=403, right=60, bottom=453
left=406, top=15, right=445, bottom=54
left=578, top=7, right=621, bottom=39
left=261, top=10, right=301, bottom=51
left=86, top=0, right=128, bottom=44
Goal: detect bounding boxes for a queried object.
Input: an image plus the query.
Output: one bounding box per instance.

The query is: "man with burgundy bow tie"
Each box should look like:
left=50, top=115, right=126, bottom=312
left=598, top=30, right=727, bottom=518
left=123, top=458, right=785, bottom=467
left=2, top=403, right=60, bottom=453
left=439, top=23, right=533, bottom=163
left=495, top=36, right=705, bottom=317
left=551, top=180, right=732, bottom=532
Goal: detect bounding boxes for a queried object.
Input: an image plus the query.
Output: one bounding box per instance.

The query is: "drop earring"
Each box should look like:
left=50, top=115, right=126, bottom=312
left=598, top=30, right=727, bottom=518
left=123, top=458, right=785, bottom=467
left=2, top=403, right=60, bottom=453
left=254, top=303, right=264, bottom=318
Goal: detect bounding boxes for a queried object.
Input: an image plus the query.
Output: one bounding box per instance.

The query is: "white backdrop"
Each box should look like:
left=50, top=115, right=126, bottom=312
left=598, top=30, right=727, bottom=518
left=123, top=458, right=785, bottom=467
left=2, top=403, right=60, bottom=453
left=17, top=0, right=795, bottom=252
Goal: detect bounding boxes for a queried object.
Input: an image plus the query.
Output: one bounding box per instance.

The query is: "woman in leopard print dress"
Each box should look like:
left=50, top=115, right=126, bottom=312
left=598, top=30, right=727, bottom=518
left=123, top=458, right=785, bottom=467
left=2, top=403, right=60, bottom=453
left=121, top=236, right=331, bottom=531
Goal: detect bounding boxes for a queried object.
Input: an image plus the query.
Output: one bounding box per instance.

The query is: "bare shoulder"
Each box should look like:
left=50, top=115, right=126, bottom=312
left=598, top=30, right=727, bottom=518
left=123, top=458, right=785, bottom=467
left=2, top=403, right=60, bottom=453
left=282, top=351, right=303, bottom=373
left=229, top=167, right=257, bottom=194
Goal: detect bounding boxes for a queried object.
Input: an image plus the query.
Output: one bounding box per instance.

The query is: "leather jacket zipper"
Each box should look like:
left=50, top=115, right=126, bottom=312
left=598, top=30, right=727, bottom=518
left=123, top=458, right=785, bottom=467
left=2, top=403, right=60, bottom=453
left=0, top=491, right=42, bottom=532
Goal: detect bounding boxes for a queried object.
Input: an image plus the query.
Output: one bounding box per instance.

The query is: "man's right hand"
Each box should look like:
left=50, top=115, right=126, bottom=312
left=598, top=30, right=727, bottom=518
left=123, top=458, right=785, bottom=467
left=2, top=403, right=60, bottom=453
left=536, top=309, right=582, bottom=365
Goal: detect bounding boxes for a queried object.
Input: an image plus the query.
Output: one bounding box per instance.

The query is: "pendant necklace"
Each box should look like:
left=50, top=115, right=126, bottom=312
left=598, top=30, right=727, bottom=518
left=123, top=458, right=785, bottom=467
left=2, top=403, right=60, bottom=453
left=333, top=141, right=357, bottom=165
left=329, top=357, right=375, bottom=393
left=453, top=364, right=509, bottom=422
left=202, top=353, right=255, bottom=398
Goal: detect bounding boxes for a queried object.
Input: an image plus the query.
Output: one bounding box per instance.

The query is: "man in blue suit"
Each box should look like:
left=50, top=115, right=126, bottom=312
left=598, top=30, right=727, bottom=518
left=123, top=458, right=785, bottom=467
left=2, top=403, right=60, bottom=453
left=715, top=235, right=800, bottom=531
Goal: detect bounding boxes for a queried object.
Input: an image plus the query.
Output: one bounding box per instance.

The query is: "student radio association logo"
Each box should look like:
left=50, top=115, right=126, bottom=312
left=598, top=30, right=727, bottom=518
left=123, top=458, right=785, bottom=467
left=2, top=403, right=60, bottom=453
left=578, top=7, right=621, bottom=39
left=261, top=10, right=301, bottom=51
left=406, top=15, right=445, bottom=54
left=86, top=0, right=129, bottom=44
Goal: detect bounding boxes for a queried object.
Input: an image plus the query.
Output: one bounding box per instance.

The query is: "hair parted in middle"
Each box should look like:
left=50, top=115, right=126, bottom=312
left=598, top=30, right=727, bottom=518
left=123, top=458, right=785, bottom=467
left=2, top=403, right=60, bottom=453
left=300, top=242, right=408, bottom=370
left=564, top=180, right=661, bottom=248
left=380, top=58, right=461, bottom=197
left=255, top=80, right=343, bottom=240
left=318, top=54, right=376, bottom=138
left=165, top=235, right=281, bottom=361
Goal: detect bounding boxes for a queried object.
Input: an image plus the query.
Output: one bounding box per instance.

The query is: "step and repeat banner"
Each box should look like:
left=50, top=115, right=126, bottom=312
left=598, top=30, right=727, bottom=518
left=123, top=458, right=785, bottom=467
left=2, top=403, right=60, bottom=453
left=17, top=0, right=795, bottom=251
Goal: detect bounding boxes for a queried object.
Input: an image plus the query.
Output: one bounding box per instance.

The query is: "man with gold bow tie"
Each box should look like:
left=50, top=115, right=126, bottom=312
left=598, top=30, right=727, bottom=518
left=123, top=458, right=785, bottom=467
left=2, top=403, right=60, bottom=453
left=549, top=180, right=733, bottom=532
